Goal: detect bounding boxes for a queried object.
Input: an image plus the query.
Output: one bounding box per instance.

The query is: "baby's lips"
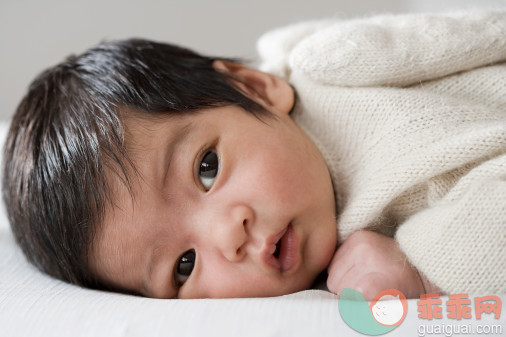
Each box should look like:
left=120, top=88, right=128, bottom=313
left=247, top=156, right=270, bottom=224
left=278, top=224, right=300, bottom=272
left=261, top=226, right=288, bottom=271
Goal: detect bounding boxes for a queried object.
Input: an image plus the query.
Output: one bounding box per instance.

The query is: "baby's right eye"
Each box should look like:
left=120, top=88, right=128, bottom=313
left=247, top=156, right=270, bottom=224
left=174, top=249, right=196, bottom=286
left=198, top=150, right=219, bottom=190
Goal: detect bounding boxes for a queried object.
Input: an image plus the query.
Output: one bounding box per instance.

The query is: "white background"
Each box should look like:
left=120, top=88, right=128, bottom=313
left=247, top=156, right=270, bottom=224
left=1, top=0, right=504, bottom=120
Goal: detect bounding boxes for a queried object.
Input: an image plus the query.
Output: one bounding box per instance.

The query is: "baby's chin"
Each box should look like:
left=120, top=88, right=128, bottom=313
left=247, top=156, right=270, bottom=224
left=273, top=269, right=325, bottom=297
left=249, top=273, right=321, bottom=298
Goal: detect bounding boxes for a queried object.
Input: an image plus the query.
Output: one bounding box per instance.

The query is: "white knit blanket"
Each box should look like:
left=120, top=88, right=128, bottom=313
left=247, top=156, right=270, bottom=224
left=258, top=10, right=506, bottom=294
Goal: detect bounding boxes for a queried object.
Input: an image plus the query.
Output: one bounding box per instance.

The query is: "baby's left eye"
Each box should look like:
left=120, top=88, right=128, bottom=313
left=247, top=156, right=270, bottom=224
left=174, top=249, right=196, bottom=286
left=199, top=150, right=219, bottom=190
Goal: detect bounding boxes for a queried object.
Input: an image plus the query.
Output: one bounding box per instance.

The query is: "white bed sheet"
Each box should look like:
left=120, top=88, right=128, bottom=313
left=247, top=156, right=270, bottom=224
left=0, top=121, right=504, bottom=337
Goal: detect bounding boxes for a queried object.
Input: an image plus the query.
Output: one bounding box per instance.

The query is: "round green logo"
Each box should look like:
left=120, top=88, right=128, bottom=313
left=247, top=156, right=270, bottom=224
left=339, top=288, right=407, bottom=335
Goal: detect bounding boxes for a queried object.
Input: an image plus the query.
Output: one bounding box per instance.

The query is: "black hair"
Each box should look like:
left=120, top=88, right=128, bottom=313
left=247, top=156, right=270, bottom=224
left=2, top=38, right=267, bottom=289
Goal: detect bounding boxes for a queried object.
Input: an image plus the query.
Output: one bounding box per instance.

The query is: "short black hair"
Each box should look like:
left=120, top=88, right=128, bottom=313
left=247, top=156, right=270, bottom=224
left=2, top=38, right=267, bottom=289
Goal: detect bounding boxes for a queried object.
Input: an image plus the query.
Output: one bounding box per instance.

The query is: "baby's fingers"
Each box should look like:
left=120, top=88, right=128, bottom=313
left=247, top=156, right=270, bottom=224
left=326, top=241, right=357, bottom=295
left=326, top=259, right=353, bottom=296
left=350, top=272, right=393, bottom=301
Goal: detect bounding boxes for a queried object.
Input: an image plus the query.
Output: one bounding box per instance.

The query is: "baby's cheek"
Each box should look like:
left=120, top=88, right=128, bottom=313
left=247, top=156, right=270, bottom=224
left=307, top=224, right=336, bottom=273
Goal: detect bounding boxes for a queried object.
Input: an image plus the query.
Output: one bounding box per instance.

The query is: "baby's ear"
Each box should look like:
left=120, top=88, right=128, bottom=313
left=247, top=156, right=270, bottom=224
left=212, top=60, right=294, bottom=116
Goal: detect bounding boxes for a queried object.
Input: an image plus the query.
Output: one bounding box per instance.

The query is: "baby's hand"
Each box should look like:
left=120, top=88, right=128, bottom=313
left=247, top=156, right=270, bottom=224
left=327, top=230, right=436, bottom=300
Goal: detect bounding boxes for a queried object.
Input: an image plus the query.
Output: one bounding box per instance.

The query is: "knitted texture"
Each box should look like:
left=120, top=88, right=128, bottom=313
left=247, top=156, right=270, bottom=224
left=258, top=10, right=506, bottom=294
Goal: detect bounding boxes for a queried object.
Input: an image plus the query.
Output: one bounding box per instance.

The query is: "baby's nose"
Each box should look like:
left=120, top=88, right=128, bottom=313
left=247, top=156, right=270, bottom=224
left=212, top=205, right=253, bottom=262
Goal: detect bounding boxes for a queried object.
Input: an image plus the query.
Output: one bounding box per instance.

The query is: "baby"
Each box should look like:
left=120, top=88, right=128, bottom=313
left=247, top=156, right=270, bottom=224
left=3, top=10, right=505, bottom=300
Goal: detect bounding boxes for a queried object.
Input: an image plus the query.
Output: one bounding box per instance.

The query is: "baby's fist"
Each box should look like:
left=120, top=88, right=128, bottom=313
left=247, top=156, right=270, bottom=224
left=327, top=230, right=428, bottom=300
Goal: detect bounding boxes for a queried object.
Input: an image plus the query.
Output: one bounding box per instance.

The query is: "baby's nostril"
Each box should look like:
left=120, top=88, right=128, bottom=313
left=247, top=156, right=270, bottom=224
left=243, top=219, right=248, bottom=226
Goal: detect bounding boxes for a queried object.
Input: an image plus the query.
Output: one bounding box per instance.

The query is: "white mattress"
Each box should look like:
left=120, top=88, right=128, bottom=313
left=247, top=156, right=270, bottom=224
left=0, top=120, right=504, bottom=337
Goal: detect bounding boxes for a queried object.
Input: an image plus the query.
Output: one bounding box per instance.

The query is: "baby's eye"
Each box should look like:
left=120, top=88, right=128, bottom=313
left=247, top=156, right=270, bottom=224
left=199, top=150, right=219, bottom=190
left=174, top=249, right=196, bottom=286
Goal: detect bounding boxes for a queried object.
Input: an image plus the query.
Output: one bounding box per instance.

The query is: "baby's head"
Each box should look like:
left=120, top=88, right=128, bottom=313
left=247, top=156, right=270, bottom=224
left=3, top=38, right=337, bottom=298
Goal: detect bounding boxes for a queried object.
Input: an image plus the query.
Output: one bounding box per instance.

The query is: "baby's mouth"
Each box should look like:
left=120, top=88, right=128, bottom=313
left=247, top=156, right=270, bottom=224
left=273, top=239, right=281, bottom=258
left=264, top=224, right=300, bottom=272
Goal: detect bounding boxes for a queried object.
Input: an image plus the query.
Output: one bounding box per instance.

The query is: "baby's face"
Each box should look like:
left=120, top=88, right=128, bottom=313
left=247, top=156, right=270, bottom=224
left=89, top=103, right=337, bottom=299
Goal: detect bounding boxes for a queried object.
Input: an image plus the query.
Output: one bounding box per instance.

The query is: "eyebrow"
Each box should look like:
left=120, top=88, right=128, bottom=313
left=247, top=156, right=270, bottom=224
left=142, top=121, right=195, bottom=298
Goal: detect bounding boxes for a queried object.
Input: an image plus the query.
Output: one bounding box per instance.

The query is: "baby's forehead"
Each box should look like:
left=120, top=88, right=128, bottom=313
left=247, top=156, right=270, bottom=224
left=120, top=109, right=191, bottom=145
left=121, top=105, right=270, bottom=144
